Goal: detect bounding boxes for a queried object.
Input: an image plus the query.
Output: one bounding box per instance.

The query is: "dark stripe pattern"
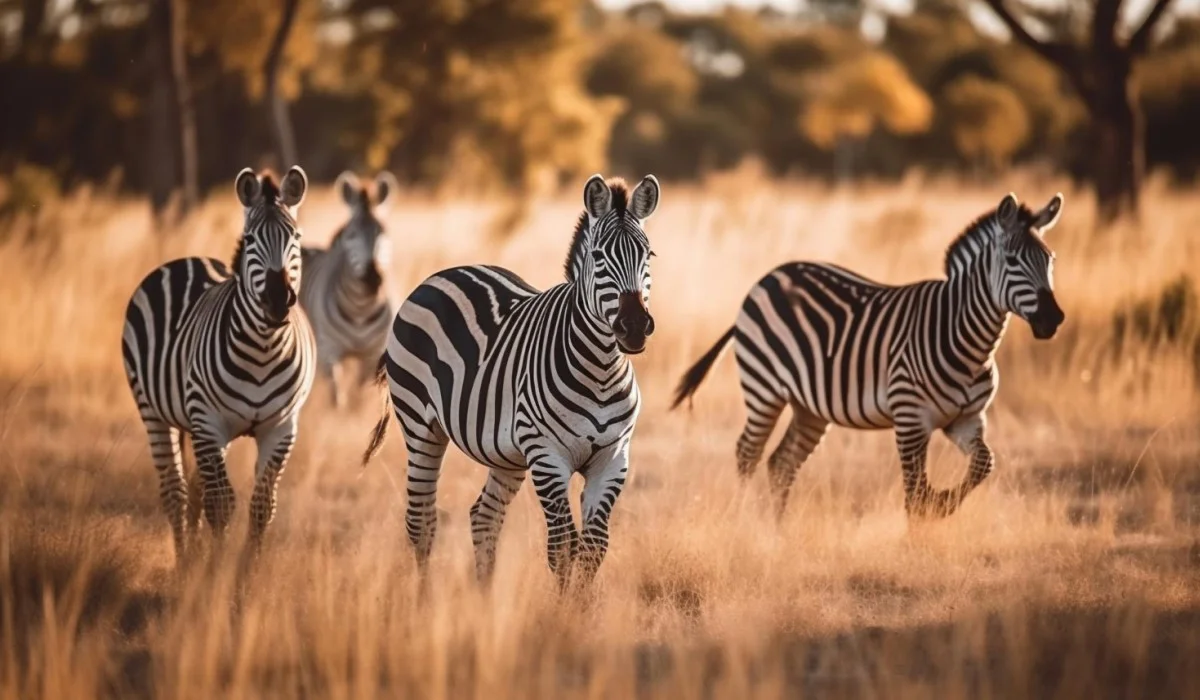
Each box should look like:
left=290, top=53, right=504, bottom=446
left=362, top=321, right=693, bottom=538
left=121, top=167, right=317, bottom=562
left=299, top=171, right=396, bottom=408
left=673, top=193, right=1066, bottom=519
left=368, top=174, right=660, bottom=587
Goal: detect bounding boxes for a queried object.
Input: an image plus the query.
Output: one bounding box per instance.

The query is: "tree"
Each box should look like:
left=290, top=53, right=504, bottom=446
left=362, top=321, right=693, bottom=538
left=940, top=75, right=1030, bottom=173
left=980, top=0, right=1177, bottom=223
left=146, top=0, right=196, bottom=215
left=263, top=0, right=300, bottom=170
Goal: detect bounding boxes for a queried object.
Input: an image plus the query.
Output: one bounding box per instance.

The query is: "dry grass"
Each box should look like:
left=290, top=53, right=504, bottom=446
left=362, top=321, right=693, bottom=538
left=1, top=169, right=1199, bottom=699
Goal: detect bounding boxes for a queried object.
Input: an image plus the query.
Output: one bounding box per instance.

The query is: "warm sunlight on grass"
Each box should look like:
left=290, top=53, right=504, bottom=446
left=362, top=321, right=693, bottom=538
left=1, top=170, right=1198, bottom=698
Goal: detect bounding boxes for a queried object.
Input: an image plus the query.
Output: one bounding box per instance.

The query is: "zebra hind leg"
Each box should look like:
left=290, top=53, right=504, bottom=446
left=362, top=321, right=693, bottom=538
left=735, top=386, right=786, bottom=480
left=469, top=469, right=527, bottom=584
left=143, top=417, right=190, bottom=565
left=766, top=406, right=828, bottom=520
left=401, top=416, right=449, bottom=570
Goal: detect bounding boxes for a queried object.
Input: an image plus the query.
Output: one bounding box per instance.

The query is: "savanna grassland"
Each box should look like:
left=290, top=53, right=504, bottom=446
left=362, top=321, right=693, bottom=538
left=1, top=170, right=1199, bottom=699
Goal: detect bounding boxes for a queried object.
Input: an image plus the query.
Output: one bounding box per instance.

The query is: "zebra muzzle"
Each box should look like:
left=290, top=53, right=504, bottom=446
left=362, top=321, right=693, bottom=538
left=1030, top=289, right=1064, bottom=340
left=262, top=268, right=297, bottom=325
left=613, top=291, right=654, bottom=354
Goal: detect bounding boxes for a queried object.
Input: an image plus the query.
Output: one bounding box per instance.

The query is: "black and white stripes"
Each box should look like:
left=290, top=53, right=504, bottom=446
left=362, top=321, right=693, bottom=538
left=672, top=192, right=1065, bottom=519
left=121, top=166, right=317, bottom=562
left=362, top=174, right=660, bottom=586
left=299, top=171, right=397, bottom=408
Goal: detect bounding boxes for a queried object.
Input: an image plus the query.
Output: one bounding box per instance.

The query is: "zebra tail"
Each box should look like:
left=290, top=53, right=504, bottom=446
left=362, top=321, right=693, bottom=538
left=361, top=354, right=390, bottom=468
left=670, top=326, right=736, bottom=411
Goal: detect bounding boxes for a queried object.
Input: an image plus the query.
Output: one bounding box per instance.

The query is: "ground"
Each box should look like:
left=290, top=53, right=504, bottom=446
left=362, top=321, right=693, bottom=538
left=1, top=170, right=1198, bottom=698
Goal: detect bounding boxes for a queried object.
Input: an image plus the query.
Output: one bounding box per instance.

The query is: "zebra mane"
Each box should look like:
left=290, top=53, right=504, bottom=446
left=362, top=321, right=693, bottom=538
left=231, top=173, right=283, bottom=274
left=943, top=203, right=1036, bottom=276
left=564, top=178, right=630, bottom=282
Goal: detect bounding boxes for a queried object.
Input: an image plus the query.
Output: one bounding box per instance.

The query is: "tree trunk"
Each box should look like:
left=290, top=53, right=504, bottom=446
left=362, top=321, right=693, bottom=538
left=170, top=0, right=198, bottom=211
left=263, top=0, right=300, bottom=170
left=1084, top=47, right=1143, bottom=224
left=146, top=0, right=179, bottom=215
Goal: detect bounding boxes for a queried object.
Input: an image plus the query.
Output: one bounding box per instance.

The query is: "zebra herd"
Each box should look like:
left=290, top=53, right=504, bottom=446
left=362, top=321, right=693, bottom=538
left=121, top=165, right=1066, bottom=586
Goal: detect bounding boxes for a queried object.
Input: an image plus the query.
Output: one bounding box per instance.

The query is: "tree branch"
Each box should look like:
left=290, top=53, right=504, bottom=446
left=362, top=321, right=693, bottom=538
left=1128, top=0, right=1175, bottom=54
left=980, top=0, right=1087, bottom=96
left=980, top=1, right=1073, bottom=65
left=1092, top=0, right=1122, bottom=51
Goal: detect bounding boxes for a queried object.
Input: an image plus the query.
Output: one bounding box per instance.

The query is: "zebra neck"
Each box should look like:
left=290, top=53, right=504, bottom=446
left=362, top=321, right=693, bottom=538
left=233, top=282, right=296, bottom=342
left=564, top=289, right=630, bottom=383
left=943, top=262, right=1010, bottom=369
left=333, top=255, right=384, bottom=306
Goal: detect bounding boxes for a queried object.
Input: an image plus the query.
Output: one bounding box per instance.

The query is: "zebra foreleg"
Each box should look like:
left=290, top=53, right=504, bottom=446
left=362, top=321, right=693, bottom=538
left=469, top=468, right=526, bottom=584
left=894, top=420, right=940, bottom=518
left=766, top=407, right=828, bottom=520
left=942, top=413, right=994, bottom=516
left=324, top=359, right=346, bottom=410
left=576, top=442, right=631, bottom=588
left=530, top=458, right=578, bottom=590
left=192, top=431, right=236, bottom=540
left=248, top=419, right=299, bottom=554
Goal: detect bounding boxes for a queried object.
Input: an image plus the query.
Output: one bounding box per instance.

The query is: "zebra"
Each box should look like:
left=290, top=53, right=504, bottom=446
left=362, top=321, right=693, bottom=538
left=299, top=170, right=398, bottom=409
left=362, top=174, right=660, bottom=587
left=671, top=192, right=1065, bottom=520
left=121, top=166, right=317, bottom=562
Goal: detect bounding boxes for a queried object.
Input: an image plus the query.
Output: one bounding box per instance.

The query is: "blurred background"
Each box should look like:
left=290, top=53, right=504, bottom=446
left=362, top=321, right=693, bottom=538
left=1, top=0, right=1198, bottom=224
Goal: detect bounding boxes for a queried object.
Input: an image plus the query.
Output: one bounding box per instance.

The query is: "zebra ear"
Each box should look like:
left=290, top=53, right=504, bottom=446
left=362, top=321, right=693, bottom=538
left=1032, top=193, right=1064, bottom=234
left=374, top=171, right=399, bottom=214
left=630, top=175, right=660, bottom=221
left=280, top=166, right=308, bottom=209
left=235, top=168, right=261, bottom=207
left=996, top=193, right=1020, bottom=228
left=583, top=174, right=612, bottom=220
left=336, top=171, right=362, bottom=208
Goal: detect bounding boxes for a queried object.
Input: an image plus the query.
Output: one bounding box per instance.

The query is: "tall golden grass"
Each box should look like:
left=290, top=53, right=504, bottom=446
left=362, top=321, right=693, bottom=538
left=1, top=169, right=1198, bottom=699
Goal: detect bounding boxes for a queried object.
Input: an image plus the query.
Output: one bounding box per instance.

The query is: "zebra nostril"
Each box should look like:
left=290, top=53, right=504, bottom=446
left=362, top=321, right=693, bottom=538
left=613, top=317, right=627, bottom=336
left=644, top=315, right=655, bottom=336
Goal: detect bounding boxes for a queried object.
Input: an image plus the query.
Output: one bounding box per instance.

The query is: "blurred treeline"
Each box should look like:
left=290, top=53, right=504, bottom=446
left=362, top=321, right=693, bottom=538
left=2, top=0, right=1199, bottom=212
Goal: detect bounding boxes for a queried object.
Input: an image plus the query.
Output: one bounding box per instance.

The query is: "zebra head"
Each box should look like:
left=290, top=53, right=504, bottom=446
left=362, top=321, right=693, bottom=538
left=334, top=170, right=397, bottom=294
left=234, top=166, right=308, bottom=327
left=994, top=192, right=1065, bottom=340
left=573, top=174, right=659, bottom=355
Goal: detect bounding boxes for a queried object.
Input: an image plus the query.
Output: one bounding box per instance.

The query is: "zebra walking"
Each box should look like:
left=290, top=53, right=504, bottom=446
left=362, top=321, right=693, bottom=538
left=362, top=174, right=660, bottom=587
left=122, top=166, right=317, bottom=562
left=672, top=192, right=1065, bottom=519
left=299, top=171, right=398, bottom=408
